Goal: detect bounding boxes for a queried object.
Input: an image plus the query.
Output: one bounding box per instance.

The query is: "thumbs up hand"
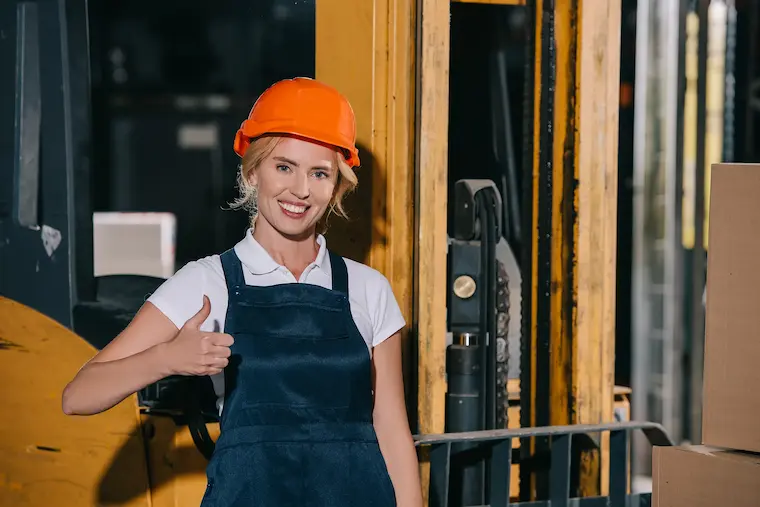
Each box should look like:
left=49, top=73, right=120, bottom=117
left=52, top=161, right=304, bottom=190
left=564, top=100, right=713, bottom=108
left=164, top=295, right=234, bottom=376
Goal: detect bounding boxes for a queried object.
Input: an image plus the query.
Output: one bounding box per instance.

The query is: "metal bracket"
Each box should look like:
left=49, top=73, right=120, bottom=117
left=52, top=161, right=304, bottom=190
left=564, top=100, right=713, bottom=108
left=452, top=179, right=503, bottom=241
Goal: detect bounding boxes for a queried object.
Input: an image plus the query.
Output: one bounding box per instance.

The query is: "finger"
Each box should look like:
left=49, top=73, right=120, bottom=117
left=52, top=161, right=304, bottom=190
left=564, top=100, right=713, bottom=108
left=185, top=295, right=211, bottom=329
left=209, top=345, right=232, bottom=359
left=207, top=356, right=229, bottom=369
left=209, top=332, right=235, bottom=347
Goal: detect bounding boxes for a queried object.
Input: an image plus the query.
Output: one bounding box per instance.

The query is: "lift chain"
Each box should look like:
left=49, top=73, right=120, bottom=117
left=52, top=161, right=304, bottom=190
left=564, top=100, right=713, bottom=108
left=495, top=259, right=510, bottom=429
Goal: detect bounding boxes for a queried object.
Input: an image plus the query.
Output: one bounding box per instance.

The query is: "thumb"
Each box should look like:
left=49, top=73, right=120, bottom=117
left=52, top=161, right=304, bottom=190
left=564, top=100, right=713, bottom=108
left=185, top=295, right=211, bottom=329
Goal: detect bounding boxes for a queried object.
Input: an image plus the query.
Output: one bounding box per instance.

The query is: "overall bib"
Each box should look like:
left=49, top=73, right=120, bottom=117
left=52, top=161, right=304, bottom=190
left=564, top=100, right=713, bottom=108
left=200, top=249, right=397, bottom=507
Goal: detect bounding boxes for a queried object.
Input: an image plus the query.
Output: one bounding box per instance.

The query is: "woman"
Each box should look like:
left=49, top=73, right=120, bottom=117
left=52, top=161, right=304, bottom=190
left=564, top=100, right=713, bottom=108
left=62, top=77, right=423, bottom=507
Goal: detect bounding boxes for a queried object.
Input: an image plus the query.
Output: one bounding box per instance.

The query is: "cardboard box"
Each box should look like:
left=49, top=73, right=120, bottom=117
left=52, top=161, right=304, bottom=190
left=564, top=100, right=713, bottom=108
left=652, top=446, right=760, bottom=507
left=702, top=164, right=760, bottom=453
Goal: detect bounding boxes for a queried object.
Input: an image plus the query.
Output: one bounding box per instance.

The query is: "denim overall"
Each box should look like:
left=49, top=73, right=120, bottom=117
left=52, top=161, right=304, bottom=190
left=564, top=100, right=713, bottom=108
left=200, top=249, right=397, bottom=506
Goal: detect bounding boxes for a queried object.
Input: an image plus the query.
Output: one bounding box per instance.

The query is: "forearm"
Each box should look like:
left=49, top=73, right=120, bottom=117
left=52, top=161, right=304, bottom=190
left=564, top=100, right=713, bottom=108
left=375, top=421, right=424, bottom=507
left=62, top=343, right=171, bottom=416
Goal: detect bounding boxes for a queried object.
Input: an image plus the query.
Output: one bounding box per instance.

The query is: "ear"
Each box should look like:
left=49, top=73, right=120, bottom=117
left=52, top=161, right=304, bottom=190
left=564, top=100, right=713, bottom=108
left=249, top=168, right=258, bottom=187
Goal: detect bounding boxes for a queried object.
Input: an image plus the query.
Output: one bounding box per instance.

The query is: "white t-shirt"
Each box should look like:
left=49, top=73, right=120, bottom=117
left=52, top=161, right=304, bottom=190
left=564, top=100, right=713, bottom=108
left=147, top=230, right=406, bottom=413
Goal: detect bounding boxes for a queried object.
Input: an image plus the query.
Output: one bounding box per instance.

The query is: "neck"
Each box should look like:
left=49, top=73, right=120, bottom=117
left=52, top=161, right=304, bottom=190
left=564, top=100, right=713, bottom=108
left=252, top=219, right=320, bottom=274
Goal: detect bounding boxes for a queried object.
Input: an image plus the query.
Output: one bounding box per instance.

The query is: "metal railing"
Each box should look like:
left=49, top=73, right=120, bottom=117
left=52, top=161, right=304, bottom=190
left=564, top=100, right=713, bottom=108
left=413, top=421, right=673, bottom=507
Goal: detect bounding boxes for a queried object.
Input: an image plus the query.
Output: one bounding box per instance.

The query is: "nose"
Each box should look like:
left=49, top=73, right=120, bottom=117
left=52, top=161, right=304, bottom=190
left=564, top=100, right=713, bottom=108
left=290, top=171, right=310, bottom=200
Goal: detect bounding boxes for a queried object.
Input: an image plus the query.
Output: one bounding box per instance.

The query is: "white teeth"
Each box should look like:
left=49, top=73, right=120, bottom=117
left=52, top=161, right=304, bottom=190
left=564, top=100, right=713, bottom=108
left=279, top=202, right=306, bottom=214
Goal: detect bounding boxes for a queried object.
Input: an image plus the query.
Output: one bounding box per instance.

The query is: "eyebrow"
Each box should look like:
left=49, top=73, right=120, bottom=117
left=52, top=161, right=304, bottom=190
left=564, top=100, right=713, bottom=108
left=273, top=156, right=333, bottom=171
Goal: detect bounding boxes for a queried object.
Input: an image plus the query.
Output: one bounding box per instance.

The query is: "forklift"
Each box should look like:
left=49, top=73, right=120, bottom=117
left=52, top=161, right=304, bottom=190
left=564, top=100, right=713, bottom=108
left=0, top=1, right=676, bottom=506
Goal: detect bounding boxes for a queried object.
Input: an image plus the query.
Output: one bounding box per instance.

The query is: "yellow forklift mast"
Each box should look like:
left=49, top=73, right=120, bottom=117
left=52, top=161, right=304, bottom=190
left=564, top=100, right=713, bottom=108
left=0, top=0, right=676, bottom=506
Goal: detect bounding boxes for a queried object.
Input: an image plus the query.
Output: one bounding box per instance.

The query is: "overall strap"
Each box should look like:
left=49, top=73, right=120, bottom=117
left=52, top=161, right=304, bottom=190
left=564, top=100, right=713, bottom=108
left=220, top=248, right=245, bottom=291
left=328, top=250, right=349, bottom=297
left=187, top=249, right=245, bottom=462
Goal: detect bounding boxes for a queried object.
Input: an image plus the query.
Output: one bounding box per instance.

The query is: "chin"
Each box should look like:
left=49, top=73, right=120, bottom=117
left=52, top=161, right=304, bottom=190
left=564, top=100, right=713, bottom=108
left=273, top=223, right=317, bottom=241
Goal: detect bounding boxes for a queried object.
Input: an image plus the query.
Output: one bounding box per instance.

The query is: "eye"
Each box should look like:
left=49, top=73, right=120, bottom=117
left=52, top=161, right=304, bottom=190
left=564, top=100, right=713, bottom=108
left=313, top=170, right=329, bottom=179
left=276, top=164, right=291, bottom=173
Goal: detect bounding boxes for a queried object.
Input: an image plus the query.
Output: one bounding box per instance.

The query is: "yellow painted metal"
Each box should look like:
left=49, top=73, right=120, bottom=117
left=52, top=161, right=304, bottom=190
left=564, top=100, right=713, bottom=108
left=315, top=0, right=416, bottom=285
left=525, top=0, right=621, bottom=498
left=682, top=12, right=699, bottom=249
left=549, top=0, right=577, bottom=432
left=507, top=379, right=522, bottom=501
left=451, top=0, right=525, bottom=5
left=413, top=0, right=451, bottom=501
left=315, top=0, right=418, bottom=419
left=0, top=297, right=150, bottom=507
left=574, top=0, right=620, bottom=496
left=508, top=381, right=631, bottom=499
left=314, top=9, right=366, bottom=242
left=703, top=0, right=728, bottom=249
left=142, top=416, right=221, bottom=507
left=415, top=0, right=450, bottom=437
left=526, top=0, right=544, bottom=498
left=681, top=3, right=729, bottom=251
left=315, top=0, right=375, bottom=265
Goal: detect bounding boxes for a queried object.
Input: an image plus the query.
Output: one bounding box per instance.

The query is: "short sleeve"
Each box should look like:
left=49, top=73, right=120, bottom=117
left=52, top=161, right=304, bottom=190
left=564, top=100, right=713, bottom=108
left=146, top=261, right=208, bottom=330
left=369, top=274, right=406, bottom=347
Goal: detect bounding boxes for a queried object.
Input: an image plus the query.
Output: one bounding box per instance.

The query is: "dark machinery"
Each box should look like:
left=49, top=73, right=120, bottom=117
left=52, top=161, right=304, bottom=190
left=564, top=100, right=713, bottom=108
left=445, top=180, right=510, bottom=506
left=438, top=179, right=676, bottom=507
left=1, top=4, right=221, bottom=504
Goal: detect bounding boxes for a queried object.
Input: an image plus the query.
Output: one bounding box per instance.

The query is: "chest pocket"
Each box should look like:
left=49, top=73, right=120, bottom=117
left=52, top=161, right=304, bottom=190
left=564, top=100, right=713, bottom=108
left=229, top=291, right=368, bottom=411
left=232, top=298, right=350, bottom=340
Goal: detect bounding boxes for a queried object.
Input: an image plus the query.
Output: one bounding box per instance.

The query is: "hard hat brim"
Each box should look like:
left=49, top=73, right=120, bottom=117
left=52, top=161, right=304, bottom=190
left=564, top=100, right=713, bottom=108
left=234, top=122, right=360, bottom=168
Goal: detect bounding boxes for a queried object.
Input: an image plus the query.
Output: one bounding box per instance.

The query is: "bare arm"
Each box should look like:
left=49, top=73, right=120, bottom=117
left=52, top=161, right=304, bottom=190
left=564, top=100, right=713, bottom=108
left=61, top=302, right=179, bottom=415
left=373, top=333, right=423, bottom=507
left=62, top=296, right=232, bottom=416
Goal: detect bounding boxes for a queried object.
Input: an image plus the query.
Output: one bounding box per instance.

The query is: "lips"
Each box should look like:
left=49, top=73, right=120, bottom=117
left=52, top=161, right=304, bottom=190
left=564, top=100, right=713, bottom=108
left=278, top=201, right=308, bottom=215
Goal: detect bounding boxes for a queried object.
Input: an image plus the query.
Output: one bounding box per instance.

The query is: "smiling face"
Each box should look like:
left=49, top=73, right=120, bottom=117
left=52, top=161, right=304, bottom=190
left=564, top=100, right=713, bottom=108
left=249, top=136, right=340, bottom=240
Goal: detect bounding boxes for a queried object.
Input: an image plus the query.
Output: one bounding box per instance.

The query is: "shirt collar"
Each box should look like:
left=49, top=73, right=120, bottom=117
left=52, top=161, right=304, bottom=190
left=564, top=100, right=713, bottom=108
left=313, top=234, right=329, bottom=270
left=234, top=229, right=329, bottom=276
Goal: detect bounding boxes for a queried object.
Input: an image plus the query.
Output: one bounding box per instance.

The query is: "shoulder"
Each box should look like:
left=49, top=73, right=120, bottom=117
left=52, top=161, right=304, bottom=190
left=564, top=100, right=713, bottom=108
left=343, top=257, right=392, bottom=290
left=146, top=254, right=229, bottom=330
left=159, top=254, right=226, bottom=288
left=341, top=257, right=405, bottom=346
left=342, top=257, right=397, bottom=303
left=192, top=254, right=227, bottom=286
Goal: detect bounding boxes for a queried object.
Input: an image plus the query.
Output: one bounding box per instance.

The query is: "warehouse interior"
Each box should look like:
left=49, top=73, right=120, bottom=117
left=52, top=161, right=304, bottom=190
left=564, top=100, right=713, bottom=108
left=2, top=0, right=760, bottom=506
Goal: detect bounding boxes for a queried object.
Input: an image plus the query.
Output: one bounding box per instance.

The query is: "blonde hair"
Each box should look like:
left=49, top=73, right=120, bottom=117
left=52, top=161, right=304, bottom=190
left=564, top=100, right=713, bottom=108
left=228, top=136, right=358, bottom=229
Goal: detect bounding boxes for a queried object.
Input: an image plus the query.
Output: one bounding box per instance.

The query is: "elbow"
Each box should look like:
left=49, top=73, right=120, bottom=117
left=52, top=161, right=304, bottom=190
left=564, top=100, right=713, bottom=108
left=61, top=382, right=85, bottom=416
left=61, top=362, right=99, bottom=416
left=61, top=383, right=76, bottom=415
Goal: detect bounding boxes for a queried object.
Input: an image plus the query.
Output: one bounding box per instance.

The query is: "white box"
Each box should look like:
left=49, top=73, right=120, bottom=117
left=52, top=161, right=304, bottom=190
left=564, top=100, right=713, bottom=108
left=93, top=212, right=176, bottom=279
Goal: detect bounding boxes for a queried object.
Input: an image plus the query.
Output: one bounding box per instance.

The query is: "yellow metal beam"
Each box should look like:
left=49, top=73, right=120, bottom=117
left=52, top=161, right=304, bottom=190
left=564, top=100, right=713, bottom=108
left=316, top=1, right=447, bottom=502
left=415, top=0, right=451, bottom=503
left=522, top=0, right=547, bottom=497
left=315, top=0, right=417, bottom=412
left=451, top=0, right=525, bottom=5
left=575, top=0, right=620, bottom=495
left=315, top=1, right=375, bottom=264
left=315, top=0, right=416, bottom=286
left=414, top=0, right=451, bottom=501
left=523, top=0, right=620, bottom=499
left=550, top=0, right=576, bottom=430
left=415, top=0, right=450, bottom=436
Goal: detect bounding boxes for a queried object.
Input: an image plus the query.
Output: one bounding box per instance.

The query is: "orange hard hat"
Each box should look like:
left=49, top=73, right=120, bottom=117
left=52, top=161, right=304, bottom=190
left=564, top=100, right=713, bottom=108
left=233, top=77, right=360, bottom=168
